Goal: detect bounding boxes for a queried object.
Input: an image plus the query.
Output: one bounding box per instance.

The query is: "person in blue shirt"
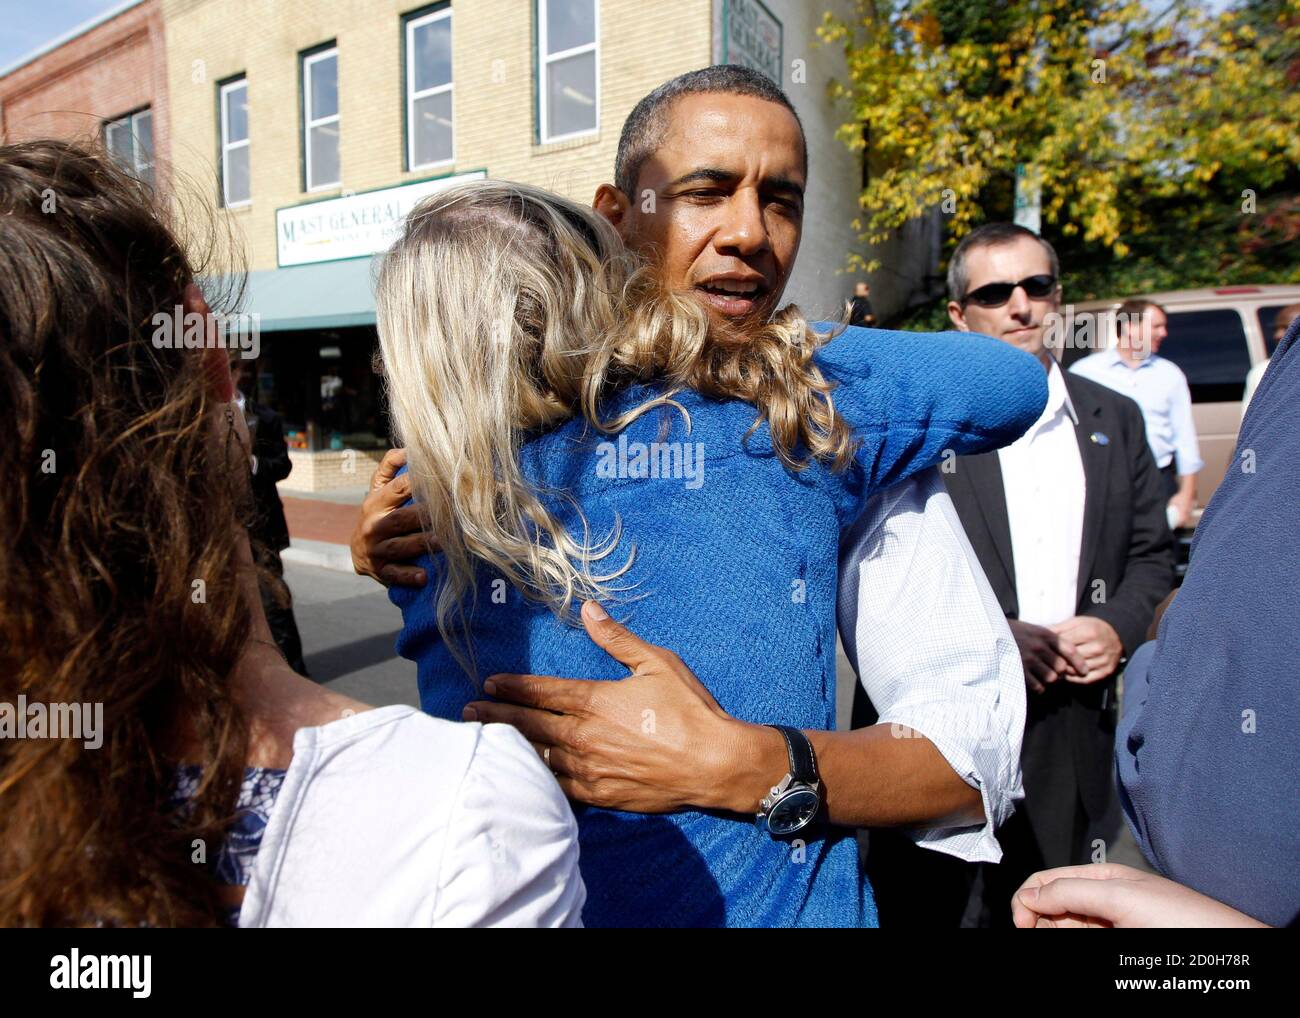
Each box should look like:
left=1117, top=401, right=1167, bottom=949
left=371, top=155, right=1044, bottom=928
left=1012, top=313, right=1300, bottom=929
left=1110, top=312, right=1300, bottom=928
left=1070, top=300, right=1203, bottom=527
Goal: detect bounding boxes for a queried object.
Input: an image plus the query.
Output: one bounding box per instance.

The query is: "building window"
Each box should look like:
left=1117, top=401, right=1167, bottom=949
left=303, top=46, right=340, bottom=191
left=103, top=108, right=154, bottom=188
left=220, top=77, right=250, bottom=207
left=537, top=0, right=598, bottom=143
left=405, top=5, right=454, bottom=170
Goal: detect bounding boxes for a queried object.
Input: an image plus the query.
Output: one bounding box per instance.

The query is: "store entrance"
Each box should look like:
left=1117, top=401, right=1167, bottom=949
left=247, top=325, right=390, bottom=453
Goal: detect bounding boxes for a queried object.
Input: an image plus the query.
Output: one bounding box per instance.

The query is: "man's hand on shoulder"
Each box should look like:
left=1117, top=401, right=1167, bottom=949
left=350, top=447, right=435, bottom=588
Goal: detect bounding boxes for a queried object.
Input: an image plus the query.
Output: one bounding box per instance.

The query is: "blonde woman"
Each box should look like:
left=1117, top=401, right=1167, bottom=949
left=377, top=179, right=1045, bottom=928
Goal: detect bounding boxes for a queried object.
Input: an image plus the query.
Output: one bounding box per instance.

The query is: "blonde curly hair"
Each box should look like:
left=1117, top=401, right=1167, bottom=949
left=375, top=179, right=856, bottom=677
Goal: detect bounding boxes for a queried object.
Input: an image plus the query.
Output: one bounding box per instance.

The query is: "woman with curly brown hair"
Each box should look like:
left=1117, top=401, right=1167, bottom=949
left=0, top=140, right=583, bottom=927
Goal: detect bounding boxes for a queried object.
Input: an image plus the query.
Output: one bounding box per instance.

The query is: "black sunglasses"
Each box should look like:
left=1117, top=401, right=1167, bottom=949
left=961, top=274, right=1058, bottom=308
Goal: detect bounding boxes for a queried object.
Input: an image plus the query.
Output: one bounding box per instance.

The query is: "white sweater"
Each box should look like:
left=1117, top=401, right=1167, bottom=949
left=237, top=705, right=585, bottom=927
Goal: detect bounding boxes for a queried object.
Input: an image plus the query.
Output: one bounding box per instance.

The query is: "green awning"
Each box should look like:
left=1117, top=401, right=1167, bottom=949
left=230, top=256, right=380, bottom=333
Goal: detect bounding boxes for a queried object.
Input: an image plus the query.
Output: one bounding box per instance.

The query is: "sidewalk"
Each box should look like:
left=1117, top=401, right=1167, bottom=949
left=279, top=484, right=367, bottom=572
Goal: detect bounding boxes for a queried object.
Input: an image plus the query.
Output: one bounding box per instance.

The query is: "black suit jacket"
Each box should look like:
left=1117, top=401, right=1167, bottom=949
left=940, top=370, right=1174, bottom=859
left=243, top=398, right=293, bottom=552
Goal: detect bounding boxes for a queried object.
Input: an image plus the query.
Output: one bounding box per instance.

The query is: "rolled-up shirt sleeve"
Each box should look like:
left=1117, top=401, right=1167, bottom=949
left=1169, top=370, right=1204, bottom=476
left=837, top=468, right=1026, bottom=863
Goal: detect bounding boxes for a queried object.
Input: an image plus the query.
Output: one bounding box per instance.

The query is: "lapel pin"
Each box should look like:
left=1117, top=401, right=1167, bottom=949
left=1090, top=431, right=1110, bottom=445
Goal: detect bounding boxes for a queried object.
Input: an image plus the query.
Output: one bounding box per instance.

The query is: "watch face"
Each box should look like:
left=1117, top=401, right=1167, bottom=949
left=767, top=787, right=820, bottom=836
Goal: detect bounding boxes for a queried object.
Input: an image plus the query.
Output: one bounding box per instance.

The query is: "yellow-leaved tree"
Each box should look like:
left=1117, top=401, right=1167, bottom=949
left=819, top=0, right=1300, bottom=299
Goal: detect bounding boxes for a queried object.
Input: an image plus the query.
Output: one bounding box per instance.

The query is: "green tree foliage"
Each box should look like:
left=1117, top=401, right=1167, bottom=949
left=819, top=0, right=1300, bottom=320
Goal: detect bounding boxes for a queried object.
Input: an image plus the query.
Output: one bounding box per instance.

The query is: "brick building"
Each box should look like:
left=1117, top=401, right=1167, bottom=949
left=3, top=0, right=941, bottom=491
left=0, top=0, right=170, bottom=191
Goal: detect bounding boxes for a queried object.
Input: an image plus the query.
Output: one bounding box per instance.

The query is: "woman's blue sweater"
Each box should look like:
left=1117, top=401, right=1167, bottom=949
left=391, top=325, right=1047, bottom=927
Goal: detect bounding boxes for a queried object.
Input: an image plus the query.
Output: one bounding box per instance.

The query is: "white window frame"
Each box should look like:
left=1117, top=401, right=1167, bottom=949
left=104, top=108, right=154, bottom=182
left=220, top=78, right=251, bottom=208
left=303, top=46, right=340, bottom=192
left=537, top=0, right=599, bottom=144
left=406, top=7, right=455, bottom=171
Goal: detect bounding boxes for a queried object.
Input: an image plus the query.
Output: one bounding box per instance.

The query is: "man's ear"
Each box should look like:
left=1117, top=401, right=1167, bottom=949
left=947, top=301, right=969, bottom=331
left=184, top=282, right=234, bottom=402
left=593, top=183, right=631, bottom=238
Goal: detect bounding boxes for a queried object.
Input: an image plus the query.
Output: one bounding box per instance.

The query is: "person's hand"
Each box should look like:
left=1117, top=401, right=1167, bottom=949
left=1167, top=494, right=1195, bottom=529
left=1007, top=619, right=1089, bottom=694
left=349, top=447, right=433, bottom=587
left=1050, top=615, right=1122, bottom=684
left=463, top=601, right=752, bottom=814
left=1013, top=864, right=1268, bottom=928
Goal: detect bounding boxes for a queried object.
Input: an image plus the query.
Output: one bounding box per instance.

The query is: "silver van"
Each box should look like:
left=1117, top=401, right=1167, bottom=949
left=1059, top=284, right=1300, bottom=514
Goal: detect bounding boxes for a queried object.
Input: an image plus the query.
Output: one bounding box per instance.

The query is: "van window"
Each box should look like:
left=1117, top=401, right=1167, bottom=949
left=1159, top=309, right=1251, bottom=404
left=1258, top=305, right=1300, bottom=356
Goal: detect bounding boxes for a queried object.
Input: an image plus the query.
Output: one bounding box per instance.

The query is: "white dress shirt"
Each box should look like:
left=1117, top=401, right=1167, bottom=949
left=1071, top=349, right=1203, bottom=474
left=837, top=468, right=1027, bottom=863
left=239, top=705, right=586, bottom=927
left=1241, top=358, right=1269, bottom=420
left=998, top=359, right=1086, bottom=627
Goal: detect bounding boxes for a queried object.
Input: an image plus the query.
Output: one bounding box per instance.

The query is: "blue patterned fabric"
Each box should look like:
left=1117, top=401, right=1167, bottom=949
left=171, top=764, right=287, bottom=926
left=392, top=325, right=1048, bottom=927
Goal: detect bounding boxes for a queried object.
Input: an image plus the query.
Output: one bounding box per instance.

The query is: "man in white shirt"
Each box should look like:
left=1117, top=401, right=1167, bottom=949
left=861, top=223, right=1174, bottom=926
left=352, top=67, right=1035, bottom=919
left=1070, top=300, right=1203, bottom=527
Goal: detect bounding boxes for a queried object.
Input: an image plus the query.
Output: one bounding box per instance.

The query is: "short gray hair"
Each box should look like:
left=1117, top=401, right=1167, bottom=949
left=947, top=222, right=1060, bottom=302
left=614, top=65, right=806, bottom=200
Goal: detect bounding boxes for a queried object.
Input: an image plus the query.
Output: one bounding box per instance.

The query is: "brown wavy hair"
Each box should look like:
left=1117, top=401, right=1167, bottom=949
left=0, top=140, right=250, bottom=926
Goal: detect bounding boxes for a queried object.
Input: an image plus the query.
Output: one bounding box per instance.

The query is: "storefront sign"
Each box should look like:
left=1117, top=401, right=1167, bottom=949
left=723, top=0, right=782, bottom=84
left=276, top=170, right=487, bottom=267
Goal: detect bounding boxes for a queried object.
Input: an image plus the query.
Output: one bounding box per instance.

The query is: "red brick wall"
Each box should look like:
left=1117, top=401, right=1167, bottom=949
left=0, top=0, right=169, bottom=183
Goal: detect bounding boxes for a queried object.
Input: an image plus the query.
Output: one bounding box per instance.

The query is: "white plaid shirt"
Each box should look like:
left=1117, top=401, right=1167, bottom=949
left=837, top=467, right=1026, bottom=863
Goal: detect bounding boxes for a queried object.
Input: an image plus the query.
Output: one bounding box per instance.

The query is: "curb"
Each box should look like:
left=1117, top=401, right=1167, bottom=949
left=282, top=538, right=355, bottom=574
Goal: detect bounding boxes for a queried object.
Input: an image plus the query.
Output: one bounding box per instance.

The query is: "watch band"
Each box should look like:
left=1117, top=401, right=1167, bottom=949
left=768, top=725, right=818, bottom=784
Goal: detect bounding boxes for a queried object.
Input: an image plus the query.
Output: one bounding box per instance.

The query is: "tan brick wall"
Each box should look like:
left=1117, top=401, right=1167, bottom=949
left=0, top=0, right=171, bottom=176
left=162, top=0, right=712, bottom=272
left=282, top=448, right=388, bottom=492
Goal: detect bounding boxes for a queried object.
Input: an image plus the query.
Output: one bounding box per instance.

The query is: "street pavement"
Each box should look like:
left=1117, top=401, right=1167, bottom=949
left=288, top=560, right=417, bottom=708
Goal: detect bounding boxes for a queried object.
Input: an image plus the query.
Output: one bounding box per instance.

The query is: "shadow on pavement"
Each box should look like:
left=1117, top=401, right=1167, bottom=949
left=306, top=629, right=404, bottom=683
